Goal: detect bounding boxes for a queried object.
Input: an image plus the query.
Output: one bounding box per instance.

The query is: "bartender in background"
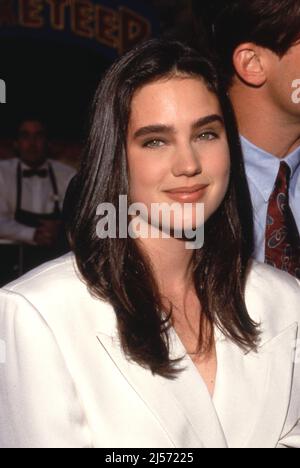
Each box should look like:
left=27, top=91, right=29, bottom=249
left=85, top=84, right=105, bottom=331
left=0, top=117, right=76, bottom=277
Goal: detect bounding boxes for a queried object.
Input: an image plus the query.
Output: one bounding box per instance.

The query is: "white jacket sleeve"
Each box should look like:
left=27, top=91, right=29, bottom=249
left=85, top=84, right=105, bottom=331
left=0, top=290, right=92, bottom=448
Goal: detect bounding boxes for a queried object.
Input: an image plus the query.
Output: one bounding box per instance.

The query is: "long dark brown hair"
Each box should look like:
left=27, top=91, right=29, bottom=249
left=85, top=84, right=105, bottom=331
left=68, top=38, right=259, bottom=378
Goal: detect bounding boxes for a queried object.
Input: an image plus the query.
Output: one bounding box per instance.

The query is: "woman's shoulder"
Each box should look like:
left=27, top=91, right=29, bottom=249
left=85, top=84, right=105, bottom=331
left=247, top=260, right=300, bottom=292
left=3, top=253, right=82, bottom=296
left=245, top=260, right=300, bottom=334
left=0, top=254, right=116, bottom=335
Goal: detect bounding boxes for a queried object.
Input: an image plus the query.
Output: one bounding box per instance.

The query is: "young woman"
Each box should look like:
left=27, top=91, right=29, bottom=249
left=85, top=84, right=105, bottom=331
left=0, top=39, right=299, bottom=449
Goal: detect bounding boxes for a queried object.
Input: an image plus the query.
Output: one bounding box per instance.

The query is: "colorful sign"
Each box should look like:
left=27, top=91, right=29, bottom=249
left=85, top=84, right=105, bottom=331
left=0, top=0, right=156, bottom=57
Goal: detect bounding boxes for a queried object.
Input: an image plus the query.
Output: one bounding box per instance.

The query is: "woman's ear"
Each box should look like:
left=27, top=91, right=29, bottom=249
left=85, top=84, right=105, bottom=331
left=232, top=43, right=267, bottom=87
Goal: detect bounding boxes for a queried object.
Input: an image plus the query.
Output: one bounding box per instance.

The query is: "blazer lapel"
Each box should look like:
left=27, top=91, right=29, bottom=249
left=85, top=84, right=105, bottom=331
left=95, top=300, right=297, bottom=448
left=97, top=327, right=227, bottom=448
left=213, top=323, right=298, bottom=448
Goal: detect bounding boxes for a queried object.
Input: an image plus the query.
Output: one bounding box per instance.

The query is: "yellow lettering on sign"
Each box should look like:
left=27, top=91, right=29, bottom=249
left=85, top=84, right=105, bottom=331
left=71, top=0, right=94, bottom=39
left=11, top=1, right=152, bottom=53
left=19, top=0, right=44, bottom=28
left=119, top=7, right=151, bottom=54
left=46, top=0, right=69, bottom=31
left=95, top=5, right=119, bottom=49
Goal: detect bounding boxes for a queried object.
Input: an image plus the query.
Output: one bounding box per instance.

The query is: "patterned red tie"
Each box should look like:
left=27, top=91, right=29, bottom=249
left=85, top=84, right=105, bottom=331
left=265, top=162, right=300, bottom=279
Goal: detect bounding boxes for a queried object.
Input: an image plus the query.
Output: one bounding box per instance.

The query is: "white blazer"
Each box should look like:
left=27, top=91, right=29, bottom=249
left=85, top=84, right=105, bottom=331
left=0, top=254, right=299, bottom=448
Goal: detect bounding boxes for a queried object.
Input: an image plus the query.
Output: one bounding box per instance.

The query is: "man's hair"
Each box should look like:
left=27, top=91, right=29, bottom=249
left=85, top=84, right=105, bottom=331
left=213, top=0, right=300, bottom=87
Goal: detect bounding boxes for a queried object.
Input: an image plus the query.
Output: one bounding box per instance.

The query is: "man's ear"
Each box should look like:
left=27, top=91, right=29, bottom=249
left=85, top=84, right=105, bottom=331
left=232, top=43, right=267, bottom=87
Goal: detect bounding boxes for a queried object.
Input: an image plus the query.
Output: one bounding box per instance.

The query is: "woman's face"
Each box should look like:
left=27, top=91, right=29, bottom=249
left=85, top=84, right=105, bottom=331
left=126, top=76, right=231, bottom=233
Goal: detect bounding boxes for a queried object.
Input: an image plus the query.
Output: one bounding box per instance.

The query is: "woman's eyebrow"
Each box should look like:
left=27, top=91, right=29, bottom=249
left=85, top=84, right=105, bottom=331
left=192, top=114, right=224, bottom=130
left=133, top=114, right=224, bottom=139
left=133, top=124, right=174, bottom=139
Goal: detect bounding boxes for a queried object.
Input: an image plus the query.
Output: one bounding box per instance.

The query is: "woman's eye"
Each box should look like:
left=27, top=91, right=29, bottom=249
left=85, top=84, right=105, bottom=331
left=197, top=132, right=218, bottom=141
left=143, top=139, right=165, bottom=148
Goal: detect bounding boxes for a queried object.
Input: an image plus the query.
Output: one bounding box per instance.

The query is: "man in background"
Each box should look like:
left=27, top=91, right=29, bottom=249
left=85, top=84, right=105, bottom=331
left=214, top=0, right=300, bottom=279
left=0, top=117, right=76, bottom=283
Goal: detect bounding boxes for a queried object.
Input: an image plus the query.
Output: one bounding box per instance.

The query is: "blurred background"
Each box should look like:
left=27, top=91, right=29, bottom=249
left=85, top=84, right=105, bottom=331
left=0, top=0, right=225, bottom=166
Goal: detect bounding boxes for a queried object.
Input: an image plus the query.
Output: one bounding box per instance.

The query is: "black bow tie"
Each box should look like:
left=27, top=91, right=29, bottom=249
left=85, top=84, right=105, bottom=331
left=22, top=169, right=48, bottom=178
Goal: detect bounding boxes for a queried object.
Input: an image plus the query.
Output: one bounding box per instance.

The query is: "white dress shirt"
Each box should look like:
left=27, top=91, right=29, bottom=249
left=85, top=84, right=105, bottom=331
left=0, top=158, right=76, bottom=243
left=0, top=254, right=299, bottom=448
left=241, top=136, right=300, bottom=262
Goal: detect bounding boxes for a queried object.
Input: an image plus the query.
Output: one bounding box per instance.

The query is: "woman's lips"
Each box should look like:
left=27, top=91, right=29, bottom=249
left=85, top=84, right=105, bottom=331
left=165, top=185, right=209, bottom=202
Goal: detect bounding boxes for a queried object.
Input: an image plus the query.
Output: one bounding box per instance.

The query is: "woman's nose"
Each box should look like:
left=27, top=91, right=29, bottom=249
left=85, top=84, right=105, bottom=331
left=172, top=143, right=202, bottom=177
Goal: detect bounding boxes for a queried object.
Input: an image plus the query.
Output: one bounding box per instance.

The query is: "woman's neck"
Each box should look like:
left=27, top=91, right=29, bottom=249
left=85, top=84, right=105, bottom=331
left=135, top=221, right=217, bottom=368
left=136, top=225, right=194, bottom=298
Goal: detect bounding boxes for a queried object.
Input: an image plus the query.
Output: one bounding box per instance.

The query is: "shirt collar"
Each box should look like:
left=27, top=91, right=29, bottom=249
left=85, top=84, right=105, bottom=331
left=240, top=136, right=300, bottom=202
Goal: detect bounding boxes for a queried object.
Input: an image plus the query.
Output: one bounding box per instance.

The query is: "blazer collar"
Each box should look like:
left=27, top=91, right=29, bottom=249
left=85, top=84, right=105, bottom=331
left=97, top=328, right=227, bottom=448
left=213, top=322, right=298, bottom=448
left=95, top=302, right=298, bottom=448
